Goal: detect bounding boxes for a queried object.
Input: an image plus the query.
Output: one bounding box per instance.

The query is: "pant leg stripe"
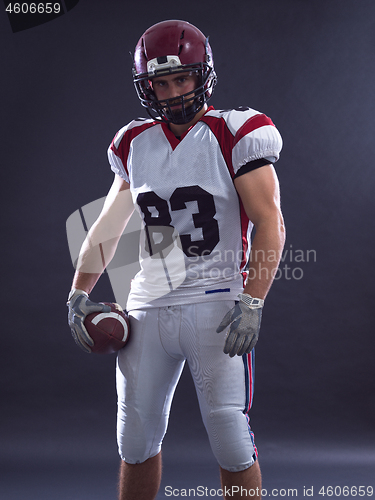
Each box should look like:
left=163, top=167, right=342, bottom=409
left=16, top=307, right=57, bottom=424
left=242, top=349, right=255, bottom=414
left=242, top=349, right=258, bottom=458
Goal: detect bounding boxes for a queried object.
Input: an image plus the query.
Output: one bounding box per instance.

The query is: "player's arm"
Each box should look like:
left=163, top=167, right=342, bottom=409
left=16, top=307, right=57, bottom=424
left=72, top=174, right=134, bottom=294
left=235, top=164, right=286, bottom=300
left=216, top=164, right=285, bottom=357
left=67, top=174, right=134, bottom=353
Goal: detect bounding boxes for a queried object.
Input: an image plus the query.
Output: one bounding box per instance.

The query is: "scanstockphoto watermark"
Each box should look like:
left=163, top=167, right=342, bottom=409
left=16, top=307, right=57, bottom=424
left=164, top=485, right=375, bottom=497
left=164, top=485, right=299, bottom=497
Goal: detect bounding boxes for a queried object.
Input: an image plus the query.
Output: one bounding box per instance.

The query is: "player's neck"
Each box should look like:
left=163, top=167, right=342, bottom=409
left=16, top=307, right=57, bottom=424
left=169, top=104, right=208, bottom=137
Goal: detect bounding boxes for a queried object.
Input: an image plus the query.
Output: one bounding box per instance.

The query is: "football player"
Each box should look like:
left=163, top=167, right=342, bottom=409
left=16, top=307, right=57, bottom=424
left=67, top=20, right=285, bottom=500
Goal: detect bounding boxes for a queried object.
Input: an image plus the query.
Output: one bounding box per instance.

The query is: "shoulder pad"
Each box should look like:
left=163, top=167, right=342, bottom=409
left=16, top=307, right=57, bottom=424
left=112, top=117, right=156, bottom=149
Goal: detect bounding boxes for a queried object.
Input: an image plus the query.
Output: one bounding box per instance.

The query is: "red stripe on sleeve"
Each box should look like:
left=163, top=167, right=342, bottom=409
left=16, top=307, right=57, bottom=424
left=110, top=121, right=157, bottom=178
left=233, top=114, right=275, bottom=148
left=200, top=114, right=235, bottom=178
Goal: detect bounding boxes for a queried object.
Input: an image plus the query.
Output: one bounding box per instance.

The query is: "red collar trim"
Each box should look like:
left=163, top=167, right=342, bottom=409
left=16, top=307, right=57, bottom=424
left=161, top=106, right=215, bottom=150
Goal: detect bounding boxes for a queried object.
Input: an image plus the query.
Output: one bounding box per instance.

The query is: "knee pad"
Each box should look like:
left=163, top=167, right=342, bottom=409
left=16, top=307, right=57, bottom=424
left=117, top=405, right=162, bottom=464
left=205, top=407, right=257, bottom=472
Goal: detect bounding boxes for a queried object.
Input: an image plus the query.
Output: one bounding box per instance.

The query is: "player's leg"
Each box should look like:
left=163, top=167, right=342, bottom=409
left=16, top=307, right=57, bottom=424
left=220, top=461, right=262, bottom=499
left=181, top=301, right=260, bottom=495
left=118, top=451, right=162, bottom=500
left=116, top=307, right=185, bottom=499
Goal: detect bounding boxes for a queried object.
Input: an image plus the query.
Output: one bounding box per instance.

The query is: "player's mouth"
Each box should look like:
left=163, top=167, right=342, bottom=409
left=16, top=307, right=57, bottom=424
left=168, top=96, right=195, bottom=110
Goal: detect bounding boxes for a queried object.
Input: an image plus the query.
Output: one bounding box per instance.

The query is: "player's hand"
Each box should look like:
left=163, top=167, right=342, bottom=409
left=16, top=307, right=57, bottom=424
left=216, top=294, right=264, bottom=357
left=67, top=289, right=111, bottom=353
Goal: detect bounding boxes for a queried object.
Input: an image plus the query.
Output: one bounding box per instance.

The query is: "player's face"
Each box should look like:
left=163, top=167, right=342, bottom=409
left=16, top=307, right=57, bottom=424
left=151, top=72, right=198, bottom=108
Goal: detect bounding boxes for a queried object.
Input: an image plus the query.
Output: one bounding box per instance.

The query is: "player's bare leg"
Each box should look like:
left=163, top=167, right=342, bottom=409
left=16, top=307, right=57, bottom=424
left=118, top=451, right=162, bottom=500
left=220, top=460, right=262, bottom=499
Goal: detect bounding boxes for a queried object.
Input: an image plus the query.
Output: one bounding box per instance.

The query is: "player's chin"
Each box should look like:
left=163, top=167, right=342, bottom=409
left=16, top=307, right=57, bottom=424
left=167, top=100, right=195, bottom=118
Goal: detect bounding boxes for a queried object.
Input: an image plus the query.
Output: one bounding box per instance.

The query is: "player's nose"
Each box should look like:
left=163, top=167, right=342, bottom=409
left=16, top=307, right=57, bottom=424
left=169, top=83, right=183, bottom=98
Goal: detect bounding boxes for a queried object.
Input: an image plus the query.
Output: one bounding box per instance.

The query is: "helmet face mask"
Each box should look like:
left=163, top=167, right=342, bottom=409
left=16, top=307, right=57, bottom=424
left=132, top=20, right=217, bottom=125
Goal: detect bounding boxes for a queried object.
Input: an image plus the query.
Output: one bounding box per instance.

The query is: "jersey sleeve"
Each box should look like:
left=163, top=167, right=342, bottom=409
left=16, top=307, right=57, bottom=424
left=107, top=118, right=157, bottom=184
left=107, top=124, right=130, bottom=183
left=227, top=108, right=283, bottom=176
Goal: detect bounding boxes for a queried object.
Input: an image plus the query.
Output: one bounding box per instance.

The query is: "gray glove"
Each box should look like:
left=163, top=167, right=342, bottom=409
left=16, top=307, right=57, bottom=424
left=216, top=293, right=264, bottom=357
left=67, top=289, right=111, bottom=353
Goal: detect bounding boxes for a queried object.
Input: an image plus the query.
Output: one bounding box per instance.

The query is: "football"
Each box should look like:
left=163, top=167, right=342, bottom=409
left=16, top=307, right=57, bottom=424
left=84, top=302, right=130, bottom=354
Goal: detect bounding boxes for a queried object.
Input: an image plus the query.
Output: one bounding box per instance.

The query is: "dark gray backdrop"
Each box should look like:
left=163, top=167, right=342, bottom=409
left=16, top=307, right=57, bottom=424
left=1, top=1, right=374, bottom=498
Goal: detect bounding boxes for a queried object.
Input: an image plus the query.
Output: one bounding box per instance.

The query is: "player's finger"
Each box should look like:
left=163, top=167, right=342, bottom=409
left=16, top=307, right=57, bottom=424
left=229, top=332, right=247, bottom=357
left=236, top=336, right=251, bottom=356
left=73, top=316, right=94, bottom=346
left=245, top=335, right=258, bottom=354
left=71, top=325, right=92, bottom=353
left=85, top=301, right=111, bottom=314
left=223, top=330, right=236, bottom=355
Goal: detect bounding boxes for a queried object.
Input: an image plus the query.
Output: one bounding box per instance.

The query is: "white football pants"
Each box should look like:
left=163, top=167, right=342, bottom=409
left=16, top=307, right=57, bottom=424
left=116, top=300, right=257, bottom=472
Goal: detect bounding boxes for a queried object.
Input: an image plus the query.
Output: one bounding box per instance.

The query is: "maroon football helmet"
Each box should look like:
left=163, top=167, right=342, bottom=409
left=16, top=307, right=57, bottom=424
left=133, top=20, right=217, bottom=124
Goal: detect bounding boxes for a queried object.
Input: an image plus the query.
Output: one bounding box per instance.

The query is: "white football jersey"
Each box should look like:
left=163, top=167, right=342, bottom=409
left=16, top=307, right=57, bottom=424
left=108, top=106, right=282, bottom=310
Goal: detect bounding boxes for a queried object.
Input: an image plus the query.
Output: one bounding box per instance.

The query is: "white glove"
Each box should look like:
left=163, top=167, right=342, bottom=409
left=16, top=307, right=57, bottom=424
left=67, top=289, right=111, bottom=353
left=216, top=293, right=264, bottom=357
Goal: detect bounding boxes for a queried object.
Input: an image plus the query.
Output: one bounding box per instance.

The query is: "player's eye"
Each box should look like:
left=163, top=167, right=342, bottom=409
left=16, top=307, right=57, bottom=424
left=153, top=80, right=166, bottom=88
left=177, top=76, right=191, bottom=85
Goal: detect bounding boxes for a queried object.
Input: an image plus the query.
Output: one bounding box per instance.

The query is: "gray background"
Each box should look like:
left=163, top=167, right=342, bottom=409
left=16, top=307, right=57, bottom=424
left=1, top=0, right=374, bottom=498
